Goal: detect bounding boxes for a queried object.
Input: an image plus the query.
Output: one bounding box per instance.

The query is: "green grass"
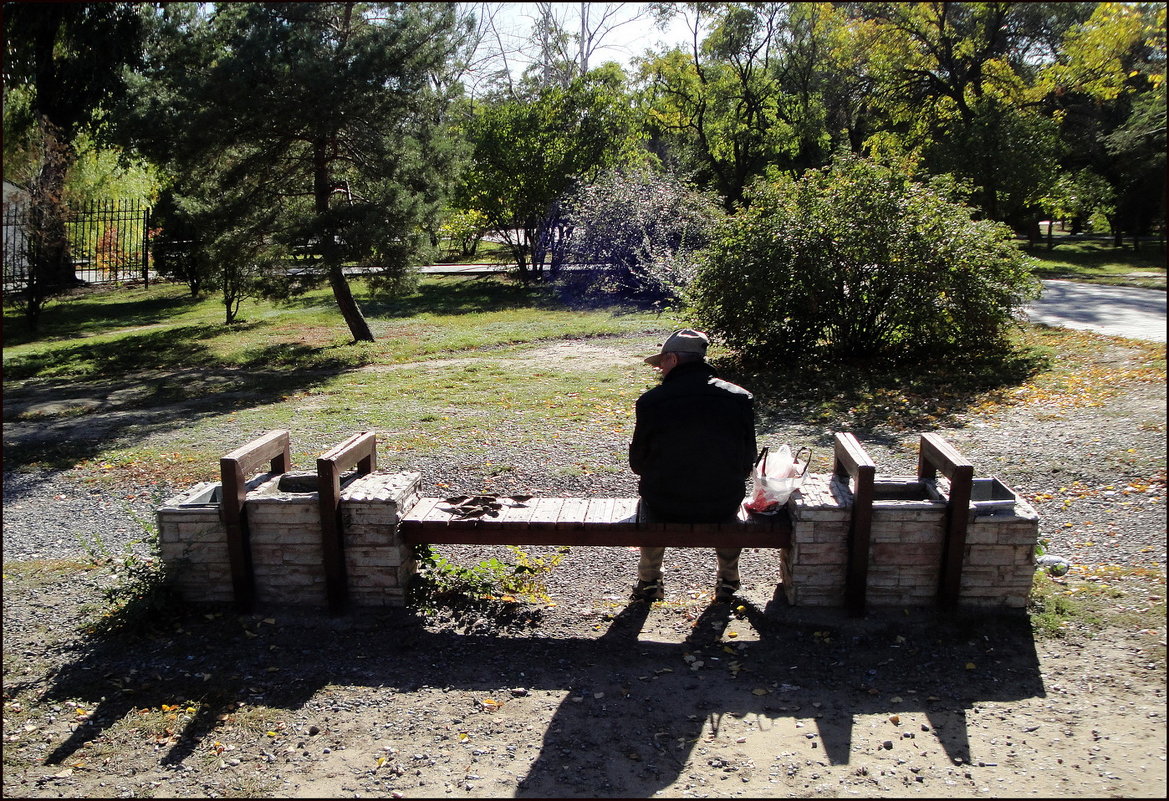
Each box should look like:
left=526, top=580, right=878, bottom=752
left=2, top=275, right=677, bottom=478
left=1024, top=237, right=1167, bottom=289
left=3, top=272, right=1164, bottom=486
left=1029, top=567, right=1167, bottom=654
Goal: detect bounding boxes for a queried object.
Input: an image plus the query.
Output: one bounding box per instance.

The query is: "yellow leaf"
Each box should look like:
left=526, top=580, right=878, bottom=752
left=965, top=662, right=976, bottom=670
left=752, top=688, right=770, bottom=696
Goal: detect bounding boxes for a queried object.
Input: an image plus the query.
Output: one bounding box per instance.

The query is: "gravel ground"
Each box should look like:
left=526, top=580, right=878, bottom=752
left=3, top=332, right=1165, bottom=799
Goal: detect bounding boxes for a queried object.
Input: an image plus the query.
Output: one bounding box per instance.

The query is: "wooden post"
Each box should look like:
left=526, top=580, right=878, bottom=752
left=317, top=431, right=377, bottom=615
left=219, top=430, right=291, bottom=612
left=918, top=433, right=974, bottom=607
left=835, top=433, right=876, bottom=617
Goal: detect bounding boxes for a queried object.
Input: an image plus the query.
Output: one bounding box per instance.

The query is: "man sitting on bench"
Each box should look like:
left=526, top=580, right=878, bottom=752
left=628, top=328, right=757, bottom=603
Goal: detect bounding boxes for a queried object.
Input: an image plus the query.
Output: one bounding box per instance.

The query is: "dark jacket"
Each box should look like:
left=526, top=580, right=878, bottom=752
left=629, top=360, right=756, bottom=523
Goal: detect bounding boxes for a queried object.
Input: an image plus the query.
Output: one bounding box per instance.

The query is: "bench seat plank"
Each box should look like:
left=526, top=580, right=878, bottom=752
left=400, top=497, right=791, bottom=549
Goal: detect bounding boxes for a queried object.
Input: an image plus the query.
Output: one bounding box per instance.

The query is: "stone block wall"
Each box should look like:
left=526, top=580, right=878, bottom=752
left=341, top=471, right=422, bottom=606
left=246, top=479, right=328, bottom=606
left=157, top=482, right=235, bottom=604
left=157, top=471, right=422, bottom=608
left=866, top=499, right=947, bottom=607
left=959, top=501, right=1041, bottom=608
left=782, top=474, right=851, bottom=607
left=782, top=473, right=1039, bottom=609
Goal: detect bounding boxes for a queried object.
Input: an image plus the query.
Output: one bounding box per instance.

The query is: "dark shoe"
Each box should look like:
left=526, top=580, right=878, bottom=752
left=714, top=579, right=740, bottom=603
left=631, top=579, right=664, bottom=602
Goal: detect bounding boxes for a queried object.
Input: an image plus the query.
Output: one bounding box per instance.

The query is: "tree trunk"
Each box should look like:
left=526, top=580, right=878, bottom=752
left=329, top=263, right=374, bottom=342
left=314, top=136, right=374, bottom=342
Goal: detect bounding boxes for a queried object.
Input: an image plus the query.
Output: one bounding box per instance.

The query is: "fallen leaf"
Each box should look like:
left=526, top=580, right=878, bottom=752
left=752, top=688, right=770, bottom=696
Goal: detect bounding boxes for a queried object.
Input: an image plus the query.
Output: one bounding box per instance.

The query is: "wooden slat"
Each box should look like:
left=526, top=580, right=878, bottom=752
left=610, top=498, right=640, bottom=533
left=584, top=498, right=615, bottom=526
left=556, top=498, right=590, bottom=530
left=498, top=498, right=535, bottom=527
left=528, top=497, right=564, bottom=529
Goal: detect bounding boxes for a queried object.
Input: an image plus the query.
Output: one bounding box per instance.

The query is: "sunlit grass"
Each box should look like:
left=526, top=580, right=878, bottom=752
left=1026, top=238, right=1166, bottom=288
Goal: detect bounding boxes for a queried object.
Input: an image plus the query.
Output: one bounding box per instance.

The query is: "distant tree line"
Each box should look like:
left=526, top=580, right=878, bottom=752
left=3, top=2, right=1164, bottom=357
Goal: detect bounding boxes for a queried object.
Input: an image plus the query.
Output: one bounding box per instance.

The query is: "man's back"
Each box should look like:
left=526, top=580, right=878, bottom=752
left=629, top=360, right=756, bottom=523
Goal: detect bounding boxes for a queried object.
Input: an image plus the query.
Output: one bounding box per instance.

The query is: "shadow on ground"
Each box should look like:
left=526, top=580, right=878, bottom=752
left=38, top=591, right=1044, bottom=796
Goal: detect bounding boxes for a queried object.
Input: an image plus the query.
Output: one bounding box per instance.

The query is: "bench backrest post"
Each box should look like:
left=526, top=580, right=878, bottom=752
left=219, top=430, right=292, bottom=612
left=317, top=431, right=378, bottom=615
left=834, top=433, right=876, bottom=617
left=919, top=433, right=975, bottom=607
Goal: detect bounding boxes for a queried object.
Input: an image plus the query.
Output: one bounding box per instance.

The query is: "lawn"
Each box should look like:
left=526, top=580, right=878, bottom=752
left=1024, top=236, right=1167, bottom=289
left=4, top=270, right=1164, bottom=489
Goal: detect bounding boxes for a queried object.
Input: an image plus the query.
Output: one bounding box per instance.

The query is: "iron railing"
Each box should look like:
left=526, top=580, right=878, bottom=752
left=2, top=199, right=152, bottom=292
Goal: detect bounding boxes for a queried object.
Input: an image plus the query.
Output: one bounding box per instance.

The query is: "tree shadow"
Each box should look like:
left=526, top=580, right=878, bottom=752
left=1, top=285, right=203, bottom=347
left=2, top=327, right=357, bottom=472
left=272, top=274, right=568, bottom=318
left=37, top=594, right=1045, bottom=797
left=718, top=345, right=1051, bottom=440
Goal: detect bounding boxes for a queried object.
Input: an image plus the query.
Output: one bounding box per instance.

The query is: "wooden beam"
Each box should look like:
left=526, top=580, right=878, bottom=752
left=835, top=433, right=876, bottom=617
left=919, top=433, right=975, bottom=606
left=219, top=430, right=291, bottom=612
left=317, top=431, right=378, bottom=615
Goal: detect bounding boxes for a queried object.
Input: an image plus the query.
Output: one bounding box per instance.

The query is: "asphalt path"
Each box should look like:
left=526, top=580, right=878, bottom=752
left=1025, top=280, right=1166, bottom=343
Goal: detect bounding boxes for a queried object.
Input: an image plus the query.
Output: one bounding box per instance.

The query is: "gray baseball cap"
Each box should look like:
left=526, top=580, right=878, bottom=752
left=644, top=328, right=710, bottom=366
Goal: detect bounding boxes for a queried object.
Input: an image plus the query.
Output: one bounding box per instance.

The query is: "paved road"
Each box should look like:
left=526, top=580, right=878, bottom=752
left=1025, top=280, right=1166, bottom=343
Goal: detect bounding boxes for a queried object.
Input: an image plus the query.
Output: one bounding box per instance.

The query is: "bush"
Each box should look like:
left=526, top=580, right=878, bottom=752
left=559, top=167, right=723, bottom=307
left=688, top=155, right=1041, bottom=362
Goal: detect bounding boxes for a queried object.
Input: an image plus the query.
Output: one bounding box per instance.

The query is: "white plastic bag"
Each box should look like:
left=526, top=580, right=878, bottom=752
left=744, top=445, right=810, bottom=514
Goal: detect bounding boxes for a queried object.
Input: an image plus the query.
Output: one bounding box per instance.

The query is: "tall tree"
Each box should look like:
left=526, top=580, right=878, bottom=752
left=459, top=65, right=640, bottom=281
left=641, top=2, right=838, bottom=208
left=3, top=2, right=144, bottom=327
left=1038, top=1, right=1166, bottom=246
left=856, top=1, right=1092, bottom=230
left=130, top=2, right=468, bottom=340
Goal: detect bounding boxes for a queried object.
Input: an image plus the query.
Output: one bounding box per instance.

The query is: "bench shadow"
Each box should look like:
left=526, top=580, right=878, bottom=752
left=38, top=596, right=1045, bottom=796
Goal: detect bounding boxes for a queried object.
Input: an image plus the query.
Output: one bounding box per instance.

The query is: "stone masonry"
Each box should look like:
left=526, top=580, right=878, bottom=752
left=157, top=470, right=421, bottom=608
left=160, top=469, right=1038, bottom=611
left=782, top=473, right=851, bottom=607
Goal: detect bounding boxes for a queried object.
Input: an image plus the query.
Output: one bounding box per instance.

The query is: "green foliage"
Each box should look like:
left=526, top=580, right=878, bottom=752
left=560, top=166, right=723, bottom=307
left=127, top=2, right=467, bottom=338
left=641, top=3, right=836, bottom=208
left=409, top=544, right=568, bottom=610
left=689, top=155, right=1041, bottom=363
left=459, top=66, right=642, bottom=279
left=437, top=208, right=489, bottom=261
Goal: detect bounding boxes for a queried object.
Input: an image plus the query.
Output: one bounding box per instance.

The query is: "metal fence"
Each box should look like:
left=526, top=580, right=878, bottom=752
left=2, top=199, right=152, bottom=292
